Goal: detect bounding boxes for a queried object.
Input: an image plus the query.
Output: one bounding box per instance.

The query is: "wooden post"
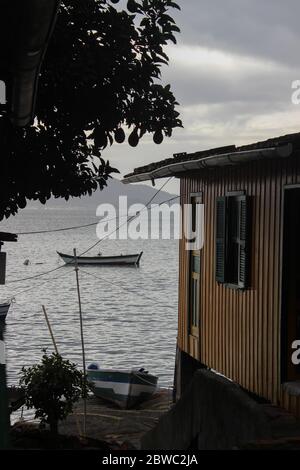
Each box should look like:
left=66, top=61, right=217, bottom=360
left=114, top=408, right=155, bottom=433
left=0, top=233, right=17, bottom=449
left=42, top=305, right=59, bottom=354
left=0, top=247, right=6, bottom=285
left=73, top=248, right=87, bottom=437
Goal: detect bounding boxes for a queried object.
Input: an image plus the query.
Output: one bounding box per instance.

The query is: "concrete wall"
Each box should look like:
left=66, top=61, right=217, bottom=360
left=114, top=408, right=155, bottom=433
left=174, top=348, right=205, bottom=401
left=142, top=370, right=271, bottom=450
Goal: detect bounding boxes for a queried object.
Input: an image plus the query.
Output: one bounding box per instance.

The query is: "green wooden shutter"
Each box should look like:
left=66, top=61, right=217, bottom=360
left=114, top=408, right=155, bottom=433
left=216, top=197, right=227, bottom=283
left=238, top=195, right=250, bottom=289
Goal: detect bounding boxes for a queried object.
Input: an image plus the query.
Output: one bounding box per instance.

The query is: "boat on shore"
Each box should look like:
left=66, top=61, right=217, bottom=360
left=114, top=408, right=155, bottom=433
left=87, top=365, right=158, bottom=409
left=57, top=251, right=143, bottom=267
left=0, top=302, right=11, bottom=321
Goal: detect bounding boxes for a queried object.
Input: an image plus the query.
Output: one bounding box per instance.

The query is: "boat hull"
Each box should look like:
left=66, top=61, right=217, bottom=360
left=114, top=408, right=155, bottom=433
left=0, top=303, right=10, bottom=321
left=87, top=369, right=158, bottom=409
left=57, top=251, right=143, bottom=267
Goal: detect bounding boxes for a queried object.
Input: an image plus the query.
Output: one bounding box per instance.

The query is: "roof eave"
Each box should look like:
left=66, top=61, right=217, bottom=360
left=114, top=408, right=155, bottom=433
left=122, top=143, right=293, bottom=184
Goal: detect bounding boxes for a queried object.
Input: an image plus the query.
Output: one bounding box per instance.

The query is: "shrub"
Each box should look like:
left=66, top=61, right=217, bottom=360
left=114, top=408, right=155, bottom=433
left=20, top=351, right=87, bottom=435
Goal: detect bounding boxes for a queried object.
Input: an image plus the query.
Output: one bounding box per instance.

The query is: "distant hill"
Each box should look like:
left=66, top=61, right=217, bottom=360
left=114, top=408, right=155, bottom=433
left=28, top=178, right=178, bottom=209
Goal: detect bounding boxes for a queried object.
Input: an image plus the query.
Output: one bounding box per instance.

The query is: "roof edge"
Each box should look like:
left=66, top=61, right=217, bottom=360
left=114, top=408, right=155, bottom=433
left=122, top=143, right=293, bottom=184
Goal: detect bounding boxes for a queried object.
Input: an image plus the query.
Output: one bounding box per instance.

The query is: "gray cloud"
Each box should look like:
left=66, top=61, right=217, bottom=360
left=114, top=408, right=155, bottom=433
left=163, top=51, right=295, bottom=107
left=108, top=0, right=300, bottom=189
left=174, top=0, right=300, bottom=67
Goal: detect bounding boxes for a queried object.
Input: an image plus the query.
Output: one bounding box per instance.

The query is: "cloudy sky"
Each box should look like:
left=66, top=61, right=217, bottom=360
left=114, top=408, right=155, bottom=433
left=106, top=0, right=300, bottom=193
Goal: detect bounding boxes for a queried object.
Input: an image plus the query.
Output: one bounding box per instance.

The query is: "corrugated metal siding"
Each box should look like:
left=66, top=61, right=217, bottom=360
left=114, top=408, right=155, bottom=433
left=177, top=153, right=300, bottom=416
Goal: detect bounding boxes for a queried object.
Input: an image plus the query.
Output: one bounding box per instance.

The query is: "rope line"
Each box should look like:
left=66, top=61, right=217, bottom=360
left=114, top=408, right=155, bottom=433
left=16, top=216, right=127, bottom=235
left=79, top=269, right=172, bottom=308
left=16, top=183, right=178, bottom=236
left=4, top=267, right=74, bottom=299
left=5, top=178, right=175, bottom=286
left=80, top=177, right=174, bottom=256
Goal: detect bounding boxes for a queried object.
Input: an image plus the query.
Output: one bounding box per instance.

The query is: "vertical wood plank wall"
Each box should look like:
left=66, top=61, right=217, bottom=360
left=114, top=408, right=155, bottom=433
left=177, top=154, right=300, bottom=416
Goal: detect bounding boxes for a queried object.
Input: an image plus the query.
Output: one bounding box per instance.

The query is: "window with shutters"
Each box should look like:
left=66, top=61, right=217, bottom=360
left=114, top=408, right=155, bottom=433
left=215, top=194, right=250, bottom=289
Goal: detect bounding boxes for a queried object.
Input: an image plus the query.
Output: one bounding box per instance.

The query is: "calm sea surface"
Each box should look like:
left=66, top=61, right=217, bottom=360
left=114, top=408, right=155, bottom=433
left=0, top=207, right=178, bottom=392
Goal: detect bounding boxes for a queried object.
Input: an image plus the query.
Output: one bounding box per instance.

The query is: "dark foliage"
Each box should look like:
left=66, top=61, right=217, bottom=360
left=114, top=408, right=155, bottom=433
left=0, top=0, right=182, bottom=219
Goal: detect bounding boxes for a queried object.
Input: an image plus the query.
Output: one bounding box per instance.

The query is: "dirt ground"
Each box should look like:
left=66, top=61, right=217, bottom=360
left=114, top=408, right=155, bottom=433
left=58, top=388, right=173, bottom=450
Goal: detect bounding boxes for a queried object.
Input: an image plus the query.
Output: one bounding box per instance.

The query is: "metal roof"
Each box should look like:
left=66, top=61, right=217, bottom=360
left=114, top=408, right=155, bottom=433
left=122, top=133, right=300, bottom=184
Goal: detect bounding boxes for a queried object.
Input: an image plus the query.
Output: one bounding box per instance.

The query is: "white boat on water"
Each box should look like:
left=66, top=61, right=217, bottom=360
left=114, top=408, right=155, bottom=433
left=87, top=364, right=158, bottom=409
left=0, top=302, right=11, bottom=321
left=57, top=251, right=143, bottom=267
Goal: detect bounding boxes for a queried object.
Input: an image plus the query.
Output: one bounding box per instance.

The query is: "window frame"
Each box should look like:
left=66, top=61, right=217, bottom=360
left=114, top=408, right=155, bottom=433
left=188, top=192, right=202, bottom=338
left=215, top=191, right=251, bottom=290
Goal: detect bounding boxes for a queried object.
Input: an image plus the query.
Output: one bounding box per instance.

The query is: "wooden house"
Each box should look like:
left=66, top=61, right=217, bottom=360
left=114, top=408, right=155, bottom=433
left=124, top=132, right=300, bottom=418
